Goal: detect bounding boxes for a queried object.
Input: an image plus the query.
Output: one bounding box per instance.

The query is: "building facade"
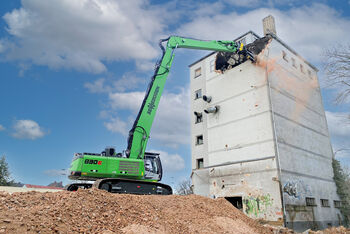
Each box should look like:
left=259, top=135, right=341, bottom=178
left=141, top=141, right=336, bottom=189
left=189, top=26, right=342, bottom=231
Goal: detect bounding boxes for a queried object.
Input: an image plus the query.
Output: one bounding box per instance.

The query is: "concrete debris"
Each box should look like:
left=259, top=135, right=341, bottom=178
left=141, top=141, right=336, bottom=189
left=245, top=36, right=272, bottom=55
left=215, top=35, right=271, bottom=73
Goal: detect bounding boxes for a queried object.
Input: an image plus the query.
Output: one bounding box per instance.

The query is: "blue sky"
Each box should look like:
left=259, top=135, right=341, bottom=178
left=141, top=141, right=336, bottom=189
left=0, top=0, right=349, bottom=187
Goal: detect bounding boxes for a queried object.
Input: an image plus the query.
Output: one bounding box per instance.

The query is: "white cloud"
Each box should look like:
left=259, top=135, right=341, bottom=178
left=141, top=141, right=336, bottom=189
left=106, top=88, right=191, bottom=148
left=150, top=149, right=185, bottom=172
left=3, top=2, right=348, bottom=74
left=84, top=78, right=110, bottom=93
left=85, top=74, right=145, bottom=94
left=1, top=0, right=170, bottom=73
left=113, top=73, right=146, bottom=92
left=325, top=111, right=350, bottom=158
left=12, top=119, right=46, bottom=140
left=0, top=40, right=5, bottom=53
left=176, top=3, right=350, bottom=65
left=152, top=89, right=191, bottom=147
left=0, top=125, right=5, bottom=131
left=104, top=117, right=128, bottom=136
left=326, top=111, right=350, bottom=137
left=135, top=60, right=157, bottom=72
left=223, top=0, right=261, bottom=7
left=108, top=91, right=145, bottom=111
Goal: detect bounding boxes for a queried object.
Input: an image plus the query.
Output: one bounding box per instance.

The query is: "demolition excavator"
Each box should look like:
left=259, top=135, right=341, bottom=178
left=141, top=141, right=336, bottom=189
left=66, top=36, right=255, bottom=195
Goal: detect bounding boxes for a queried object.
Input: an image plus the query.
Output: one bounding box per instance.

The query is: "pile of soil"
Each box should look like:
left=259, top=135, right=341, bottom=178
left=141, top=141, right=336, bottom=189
left=0, top=189, right=348, bottom=233
left=0, top=189, right=275, bottom=233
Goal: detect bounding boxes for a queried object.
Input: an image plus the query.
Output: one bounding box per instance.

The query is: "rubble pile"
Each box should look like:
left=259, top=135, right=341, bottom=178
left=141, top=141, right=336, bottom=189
left=0, top=189, right=274, bottom=233
left=0, top=189, right=348, bottom=233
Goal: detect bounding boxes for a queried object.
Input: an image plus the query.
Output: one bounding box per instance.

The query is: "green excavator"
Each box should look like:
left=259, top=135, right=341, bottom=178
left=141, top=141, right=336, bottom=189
left=66, top=36, right=255, bottom=195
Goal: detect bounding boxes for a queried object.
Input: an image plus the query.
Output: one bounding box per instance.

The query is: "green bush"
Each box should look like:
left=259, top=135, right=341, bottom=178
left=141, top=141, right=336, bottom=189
left=0, top=155, right=15, bottom=186
left=332, top=158, right=350, bottom=227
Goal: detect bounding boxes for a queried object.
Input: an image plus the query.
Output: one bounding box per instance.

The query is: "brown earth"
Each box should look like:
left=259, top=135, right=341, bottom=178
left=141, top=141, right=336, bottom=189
left=0, top=189, right=348, bottom=233
left=0, top=189, right=274, bottom=233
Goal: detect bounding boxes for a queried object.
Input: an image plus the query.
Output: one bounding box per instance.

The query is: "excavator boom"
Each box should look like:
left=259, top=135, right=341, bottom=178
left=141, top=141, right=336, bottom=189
left=67, top=36, right=254, bottom=195
left=127, top=36, right=254, bottom=160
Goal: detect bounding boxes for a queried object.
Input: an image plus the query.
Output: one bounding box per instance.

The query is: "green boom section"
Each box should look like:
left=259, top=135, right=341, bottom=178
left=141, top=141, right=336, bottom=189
left=127, top=36, right=240, bottom=160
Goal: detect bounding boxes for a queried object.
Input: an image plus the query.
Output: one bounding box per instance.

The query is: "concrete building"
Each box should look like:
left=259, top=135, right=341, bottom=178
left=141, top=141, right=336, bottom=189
left=189, top=16, right=342, bottom=231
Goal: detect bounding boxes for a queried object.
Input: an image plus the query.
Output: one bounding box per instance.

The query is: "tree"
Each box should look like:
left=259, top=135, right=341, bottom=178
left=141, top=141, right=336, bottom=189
left=332, top=158, right=350, bottom=227
left=324, top=44, right=350, bottom=103
left=0, top=155, right=15, bottom=186
left=176, top=178, right=193, bottom=195
left=48, top=181, right=64, bottom=188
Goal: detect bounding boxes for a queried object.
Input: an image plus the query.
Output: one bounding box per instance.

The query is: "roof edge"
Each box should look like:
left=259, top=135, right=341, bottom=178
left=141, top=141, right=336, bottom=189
left=267, top=33, right=318, bottom=72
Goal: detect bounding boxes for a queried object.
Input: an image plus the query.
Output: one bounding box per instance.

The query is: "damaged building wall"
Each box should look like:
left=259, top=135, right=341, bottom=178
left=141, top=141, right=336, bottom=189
left=265, top=38, right=341, bottom=231
left=190, top=32, right=284, bottom=223
left=190, top=31, right=341, bottom=232
left=206, top=56, right=283, bottom=223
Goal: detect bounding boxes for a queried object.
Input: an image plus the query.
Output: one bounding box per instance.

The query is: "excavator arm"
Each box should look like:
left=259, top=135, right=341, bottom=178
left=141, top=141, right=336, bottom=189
left=126, top=36, right=254, bottom=159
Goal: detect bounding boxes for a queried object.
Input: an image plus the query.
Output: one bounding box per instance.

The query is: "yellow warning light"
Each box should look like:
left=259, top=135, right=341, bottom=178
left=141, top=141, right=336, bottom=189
left=141, top=171, right=144, bottom=176
left=82, top=172, right=87, bottom=175
left=239, top=43, right=244, bottom=51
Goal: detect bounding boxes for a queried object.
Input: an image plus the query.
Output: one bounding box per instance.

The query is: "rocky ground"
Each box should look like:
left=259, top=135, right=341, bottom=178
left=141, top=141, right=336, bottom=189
left=0, top=189, right=348, bottom=233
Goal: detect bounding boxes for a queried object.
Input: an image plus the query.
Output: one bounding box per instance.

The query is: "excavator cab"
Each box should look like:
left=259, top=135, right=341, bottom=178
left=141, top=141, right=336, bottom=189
left=144, top=152, right=163, bottom=181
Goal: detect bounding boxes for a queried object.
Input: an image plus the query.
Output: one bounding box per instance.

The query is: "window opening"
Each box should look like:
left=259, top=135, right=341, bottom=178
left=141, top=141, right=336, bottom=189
left=282, top=51, right=288, bottom=62
left=334, top=200, right=342, bottom=208
left=195, top=112, right=203, bottom=123
left=197, top=158, right=204, bottom=169
left=306, top=197, right=316, bottom=206
left=195, top=67, right=201, bottom=78
left=225, top=197, right=243, bottom=211
left=196, top=135, right=203, bottom=145
left=195, top=89, right=202, bottom=99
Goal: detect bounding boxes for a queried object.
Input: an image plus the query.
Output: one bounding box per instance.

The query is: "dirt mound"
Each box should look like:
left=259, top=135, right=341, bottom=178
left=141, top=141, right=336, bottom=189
left=0, top=189, right=275, bottom=233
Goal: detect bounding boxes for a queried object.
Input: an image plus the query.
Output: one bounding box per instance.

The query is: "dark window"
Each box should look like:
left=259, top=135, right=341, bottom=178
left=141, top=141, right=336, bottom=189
left=321, top=199, right=330, bottom=207
left=196, top=135, right=203, bottom=145
left=282, top=50, right=288, bottom=62
left=225, top=197, right=243, bottom=211
left=308, top=70, right=312, bottom=78
left=300, top=64, right=305, bottom=73
left=197, top=158, right=204, bottom=169
left=334, top=200, right=342, bottom=208
left=195, top=89, right=202, bottom=99
left=194, top=67, right=201, bottom=78
left=291, top=58, right=297, bottom=68
left=195, top=112, right=203, bottom=124
left=306, top=197, right=316, bottom=206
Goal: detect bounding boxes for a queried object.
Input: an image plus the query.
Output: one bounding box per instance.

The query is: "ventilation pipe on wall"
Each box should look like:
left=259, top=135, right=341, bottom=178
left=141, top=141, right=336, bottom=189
left=204, top=106, right=219, bottom=114
left=202, top=95, right=212, bottom=103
